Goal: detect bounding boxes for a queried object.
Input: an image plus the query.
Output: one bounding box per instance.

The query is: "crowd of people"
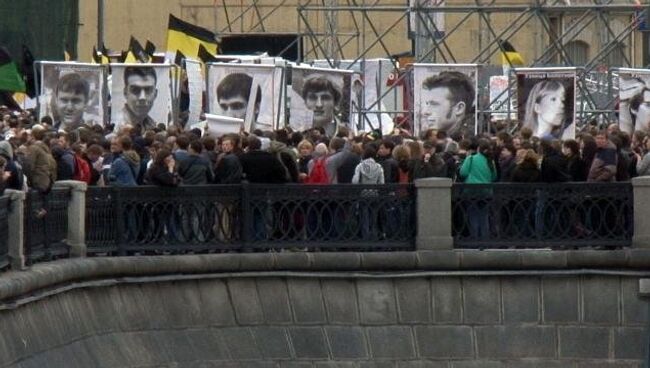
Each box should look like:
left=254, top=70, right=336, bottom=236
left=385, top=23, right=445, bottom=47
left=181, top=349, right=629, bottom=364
left=0, top=103, right=646, bottom=200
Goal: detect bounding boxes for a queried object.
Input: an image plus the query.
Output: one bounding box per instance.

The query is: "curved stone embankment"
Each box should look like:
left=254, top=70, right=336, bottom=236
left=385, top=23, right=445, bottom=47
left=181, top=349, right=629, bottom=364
left=0, top=250, right=648, bottom=368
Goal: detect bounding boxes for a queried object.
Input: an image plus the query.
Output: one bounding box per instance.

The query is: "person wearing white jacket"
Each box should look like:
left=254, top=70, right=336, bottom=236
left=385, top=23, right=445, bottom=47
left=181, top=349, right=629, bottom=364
left=352, top=146, right=384, bottom=184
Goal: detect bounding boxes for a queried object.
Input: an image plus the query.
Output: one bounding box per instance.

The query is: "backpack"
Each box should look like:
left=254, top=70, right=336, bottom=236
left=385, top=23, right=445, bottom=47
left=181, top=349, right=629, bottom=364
left=73, top=155, right=92, bottom=184
left=306, top=158, right=329, bottom=184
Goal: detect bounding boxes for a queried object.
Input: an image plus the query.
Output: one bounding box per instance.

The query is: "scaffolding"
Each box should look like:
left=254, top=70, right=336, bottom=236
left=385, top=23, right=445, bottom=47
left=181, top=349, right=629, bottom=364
left=181, top=0, right=650, bottom=131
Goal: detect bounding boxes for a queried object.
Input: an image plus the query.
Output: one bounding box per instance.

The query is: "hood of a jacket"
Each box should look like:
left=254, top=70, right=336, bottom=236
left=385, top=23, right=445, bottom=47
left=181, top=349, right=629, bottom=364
left=0, top=141, right=13, bottom=159
left=122, top=150, right=141, bottom=168
left=359, top=158, right=382, bottom=179
left=268, top=140, right=286, bottom=153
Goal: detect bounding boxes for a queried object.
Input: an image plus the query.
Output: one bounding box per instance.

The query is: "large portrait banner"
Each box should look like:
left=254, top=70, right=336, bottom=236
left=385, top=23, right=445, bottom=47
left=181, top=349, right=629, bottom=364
left=207, top=63, right=284, bottom=133
left=617, top=68, right=650, bottom=135
left=289, top=66, right=353, bottom=135
left=110, top=63, right=174, bottom=131
left=38, top=62, right=107, bottom=131
left=412, top=63, right=477, bottom=137
left=515, top=68, right=576, bottom=140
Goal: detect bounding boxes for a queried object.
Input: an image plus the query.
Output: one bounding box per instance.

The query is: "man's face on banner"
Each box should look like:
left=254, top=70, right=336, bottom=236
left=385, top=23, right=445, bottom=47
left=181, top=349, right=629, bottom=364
left=305, top=90, right=336, bottom=126
left=219, top=96, right=248, bottom=120
left=421, top=86, right=463, bottom=132
left=54, top=90, right=87, bottom=127
left=125, top=74, right=157, bottom=119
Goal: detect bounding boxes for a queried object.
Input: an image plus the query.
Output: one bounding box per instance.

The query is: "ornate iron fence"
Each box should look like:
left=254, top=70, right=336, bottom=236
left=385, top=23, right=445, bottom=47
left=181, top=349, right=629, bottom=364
left=452, top=183, right=633, bottom=249
left=23, top=189, right=71, bottom=264
left=85, top=184, right=416, bottom=254
left=0, top=196, right=10, bottom=271
left=244, top=184, right=415, bottom=249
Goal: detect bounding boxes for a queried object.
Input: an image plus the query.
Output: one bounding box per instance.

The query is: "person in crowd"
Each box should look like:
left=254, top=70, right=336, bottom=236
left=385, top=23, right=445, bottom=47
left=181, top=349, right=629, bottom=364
left=173, top=134, right=190, bottom=162
left=297, top=139, right=314, bottom=182
left=511, top=149, right=541, bottom=182
left=307, top=137, right=352, bottom=184
left=459, top=138, right=496, bottom=184
left=24, top=126, right=57, bottom=194
left=146, top=148, right=179, bottom=187
left=458, top=139, right=496, bottom=239
left=0, top=156, right=8, bottom=196
left=269, top=138, right=300, bottom=183
left=214, top=133, right=243, bottom=184
left=635, top=135, right=650, bottom=177
left=579, top=134, right=598, bottom=180
left=352, top=146, right=384, bottom=184
left=392, top=144, right=412, bottom=183
left=240, top=135, right=288, bottom=184
left=562, top=139, right=585, bottom=181
left=587, top=131, right=618, bottom=182
left=177, top=140, right=213, bottom=185
left=420, top=71, right=475, bottom=136
left=336, top=141, right=361, bottom=184
left=107, top=135, right=140, bottom=186
left=376, top=139, right=399, bottom=183
left=50, top=133, right=75, bottom=181
left=51, top=72, right=90, bottom=132
left=411, top=140, right=447, bottom=181
left=200, top=136, right=219, bottom=171
left=84, top=143, right=105, bottom=185
left=498, top=144, right=517, bottom=182
left=539, top=139, right=570, bottom=182
left=0, top=140, right=24, bottom=191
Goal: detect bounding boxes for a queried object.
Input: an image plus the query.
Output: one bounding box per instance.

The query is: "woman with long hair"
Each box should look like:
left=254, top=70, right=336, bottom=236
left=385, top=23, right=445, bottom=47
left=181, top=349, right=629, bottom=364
left=392, top=144, right=411, bottom=183
left=145, top=148, right=180, bottom=187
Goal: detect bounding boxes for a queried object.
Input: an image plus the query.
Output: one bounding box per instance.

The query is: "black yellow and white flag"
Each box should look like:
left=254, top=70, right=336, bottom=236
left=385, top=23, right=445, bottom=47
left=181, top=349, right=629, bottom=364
left=166, top=14, right=218, bottom=61
left=499, top=39, right=524, bottom=67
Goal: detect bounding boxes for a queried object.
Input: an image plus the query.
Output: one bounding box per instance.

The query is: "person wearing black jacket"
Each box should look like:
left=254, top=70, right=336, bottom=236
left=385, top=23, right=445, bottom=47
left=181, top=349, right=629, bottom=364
left=0, top=140, right=23, bottom=191
left=214, top=134, right=242, bottom=184
left=240, top=135, right=288, bottom=184
left=562, top=139, right=586, bottom=181
left=177, top=140, right=213, bottom=185
left=539, top=139, right=570, bottom=183
left=376, top=140, right=399, bottom=183
left=146, top=149, right=180, bottom=187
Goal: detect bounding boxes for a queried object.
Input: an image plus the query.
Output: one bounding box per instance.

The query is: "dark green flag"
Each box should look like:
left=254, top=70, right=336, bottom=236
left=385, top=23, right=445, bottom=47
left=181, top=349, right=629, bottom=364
left=0, top=47, right=26, bottom=92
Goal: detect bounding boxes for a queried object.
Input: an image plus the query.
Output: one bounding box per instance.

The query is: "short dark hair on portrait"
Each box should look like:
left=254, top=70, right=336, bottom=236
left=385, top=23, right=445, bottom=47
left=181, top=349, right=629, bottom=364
left=217, top=73, right=262, bottom=105
left=301, top=75, right=342, bottom=105
left=422, top=71, right=475, bottom=111
left=56, top=73, right=90, bottom=100
left=124, top=66, right=157, bottom=85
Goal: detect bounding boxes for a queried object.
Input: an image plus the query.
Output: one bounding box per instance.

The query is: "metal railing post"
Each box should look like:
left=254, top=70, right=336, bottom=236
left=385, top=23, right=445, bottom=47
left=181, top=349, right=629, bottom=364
left=414, top=177, right=453, bottom=250
left=5, top=190, right=26, bottom=270
left=241, top=183, right=252, bottom=248
left=632, top=177, right=650, bottom=248
left=54, top=181, right=88, bottom=257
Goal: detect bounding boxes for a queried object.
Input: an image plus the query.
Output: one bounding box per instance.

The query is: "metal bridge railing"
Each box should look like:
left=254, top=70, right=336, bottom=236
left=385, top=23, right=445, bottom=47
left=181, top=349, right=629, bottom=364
left=452, top=182, right=633, bottom=249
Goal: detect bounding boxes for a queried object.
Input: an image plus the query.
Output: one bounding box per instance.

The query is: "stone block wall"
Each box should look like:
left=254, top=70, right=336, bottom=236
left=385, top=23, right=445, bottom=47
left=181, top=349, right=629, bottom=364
left=0, top=261, right=647, bottom=367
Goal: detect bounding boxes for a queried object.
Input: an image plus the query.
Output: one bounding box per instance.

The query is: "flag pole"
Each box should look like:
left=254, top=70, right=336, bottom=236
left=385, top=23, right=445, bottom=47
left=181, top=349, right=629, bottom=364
left=98, top=0, right=105, bottom=50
